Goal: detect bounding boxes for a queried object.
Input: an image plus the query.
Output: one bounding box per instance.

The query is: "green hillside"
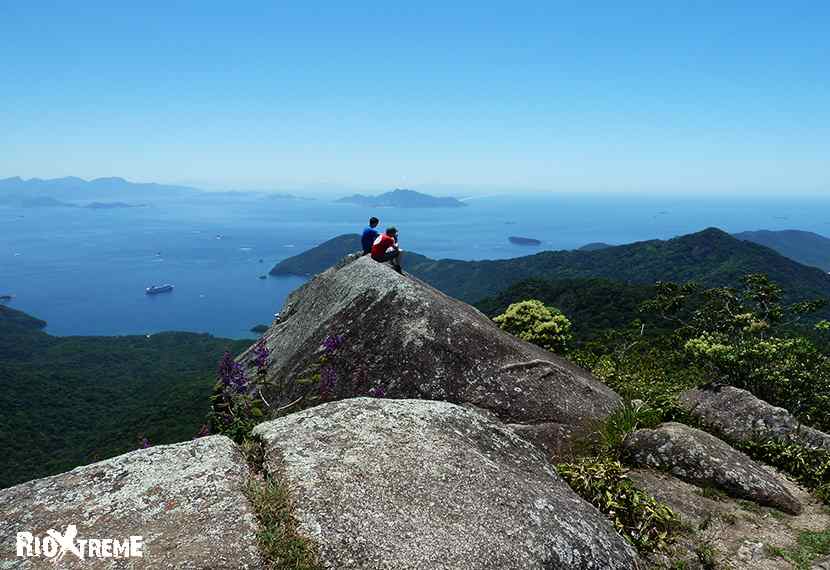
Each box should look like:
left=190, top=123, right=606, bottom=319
left=0, top=305, right=251, bottom=488
left=270, top=233, right=362, bottom=275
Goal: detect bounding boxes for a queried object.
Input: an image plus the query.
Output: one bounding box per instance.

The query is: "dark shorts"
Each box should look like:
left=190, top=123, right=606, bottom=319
left=372, top=249, right=400, bottom=263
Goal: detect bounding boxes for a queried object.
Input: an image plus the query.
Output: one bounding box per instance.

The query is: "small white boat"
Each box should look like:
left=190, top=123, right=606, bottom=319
left=145, top=284, right=174, bottom=295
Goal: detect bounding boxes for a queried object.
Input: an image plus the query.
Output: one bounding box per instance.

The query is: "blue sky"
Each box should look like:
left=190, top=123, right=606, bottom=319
left=1, top=1, right=828, bottom=194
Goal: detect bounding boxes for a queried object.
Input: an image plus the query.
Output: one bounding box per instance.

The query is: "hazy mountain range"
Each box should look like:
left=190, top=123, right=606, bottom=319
left=0, top=176, right=199, bottom=202
left=0, top=177, right=465, bottom=208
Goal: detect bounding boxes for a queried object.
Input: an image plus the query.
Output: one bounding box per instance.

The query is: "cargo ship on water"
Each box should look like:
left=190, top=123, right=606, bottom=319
left=145, top=284, right=174, bottom=295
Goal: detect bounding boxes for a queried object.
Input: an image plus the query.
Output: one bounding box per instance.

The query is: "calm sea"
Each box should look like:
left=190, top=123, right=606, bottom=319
left=2, top=192, right=829, bottom=339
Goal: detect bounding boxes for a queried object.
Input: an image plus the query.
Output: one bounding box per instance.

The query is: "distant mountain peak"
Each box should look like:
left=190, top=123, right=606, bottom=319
left=90, top=176, right=129, bottom=184
left=336, top=189, right=466, bottom=208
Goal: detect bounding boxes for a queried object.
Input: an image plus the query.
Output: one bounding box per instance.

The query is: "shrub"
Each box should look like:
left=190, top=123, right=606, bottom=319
left=493, top=299, right=572, bottom=353
left=556, top=457, right=680, bottom=553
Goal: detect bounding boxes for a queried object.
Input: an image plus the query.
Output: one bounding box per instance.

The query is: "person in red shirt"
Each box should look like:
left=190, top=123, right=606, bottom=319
left=370, top=226, right=403, bottom=274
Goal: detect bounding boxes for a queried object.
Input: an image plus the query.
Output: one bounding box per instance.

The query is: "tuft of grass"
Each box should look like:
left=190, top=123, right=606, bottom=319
left=694, top=542, right=718, bottom=569
left=696, top=485, right=728, bottom=502
left=245, top=475, right=322, bottom=570
left=736, top=499, right=763, bottom=514
left=769, top=527, right=830, bottom=569
left=592, top=400, right=663, bottom=456
left=241, top=437, right=322, bottom=570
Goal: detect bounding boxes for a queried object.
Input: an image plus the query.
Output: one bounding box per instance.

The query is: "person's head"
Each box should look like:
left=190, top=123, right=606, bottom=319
left=369, top=217, right=379, bottom=228
left=386, top=226, right=398, bottom=238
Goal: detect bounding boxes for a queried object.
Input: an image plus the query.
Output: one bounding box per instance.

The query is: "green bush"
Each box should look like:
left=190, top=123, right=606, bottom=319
left=556, top=457, right=680, bottom=553
left=493, top=299, right=572, bottom=353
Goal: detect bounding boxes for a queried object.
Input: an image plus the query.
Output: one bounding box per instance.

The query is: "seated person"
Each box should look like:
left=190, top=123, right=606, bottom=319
left=370, top=226, right=403, bottom=274
left=361, top=217, right=380, bottom=255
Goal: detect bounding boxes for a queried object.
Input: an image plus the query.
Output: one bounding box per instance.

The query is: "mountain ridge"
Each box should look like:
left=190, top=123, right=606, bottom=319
left=270, top=228, right=830, bottom=309
left=734, top=229, right=830, bottom=271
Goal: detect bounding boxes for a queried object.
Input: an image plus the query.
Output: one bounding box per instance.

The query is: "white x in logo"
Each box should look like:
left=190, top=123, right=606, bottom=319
left=46, top=525, right=84, bottom=564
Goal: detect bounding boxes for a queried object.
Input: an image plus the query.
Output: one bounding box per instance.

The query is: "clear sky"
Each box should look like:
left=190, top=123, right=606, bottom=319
left=1, top=1, right=828, bottom=194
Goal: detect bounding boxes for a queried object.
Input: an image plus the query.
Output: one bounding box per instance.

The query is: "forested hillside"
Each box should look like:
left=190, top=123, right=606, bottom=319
left=0, top=305, right=250, bottom=488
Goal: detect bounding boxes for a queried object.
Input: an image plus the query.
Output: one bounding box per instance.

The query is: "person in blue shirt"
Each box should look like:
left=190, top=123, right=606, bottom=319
left=361, top=217, right=380, bottom=254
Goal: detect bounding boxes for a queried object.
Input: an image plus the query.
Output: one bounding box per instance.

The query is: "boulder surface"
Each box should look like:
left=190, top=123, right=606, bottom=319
left=245, top=255, right=621, bottom=450
left=253, top=397, right=640, bottom=570
left=623, top=422, right=801, bottom=515
left=679, top=384, right=830, bottom=450
left=0, top=436, right=262, bottom=569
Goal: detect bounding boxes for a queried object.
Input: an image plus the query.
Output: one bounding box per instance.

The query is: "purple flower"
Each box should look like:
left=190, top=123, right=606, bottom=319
left=320, top=365, right=338, bottom=399
left=140, top=436, right=151, bottom=449
left=368, top=385, right=386, bottom=398
left=321, top=334, right=345, bottom=354
left=218, top=352, right=249, bottom=393
left=252, top=339, right=270, bottom=372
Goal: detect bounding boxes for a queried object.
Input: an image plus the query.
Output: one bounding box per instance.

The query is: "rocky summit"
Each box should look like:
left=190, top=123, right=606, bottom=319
left=242, top=254, right=620, bottom=453
left=253, top=397, right=640, bottom=570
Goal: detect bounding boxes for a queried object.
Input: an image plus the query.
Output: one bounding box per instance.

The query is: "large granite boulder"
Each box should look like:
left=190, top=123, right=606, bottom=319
left=679, top=384, right=830, bottom=451
left=253, top=397, right=640, bottom=569
left=622, top=422, right=801, bottom=515
left=0, top=436, right=262, bottom=569
left=245, top=255, right=621, bottom=451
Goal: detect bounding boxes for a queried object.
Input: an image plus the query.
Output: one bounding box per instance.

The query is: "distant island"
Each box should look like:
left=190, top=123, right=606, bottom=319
left=85, top=201, right=146, bottom=209
left=262, top=192, right=312, bottom=201
left=336, top=189, right=467, bottom=209
left=250, top=324, right=269, bottom=333
left=508, top=236, right=541, bottom=246
left=578, top=242, right=613, bottom=251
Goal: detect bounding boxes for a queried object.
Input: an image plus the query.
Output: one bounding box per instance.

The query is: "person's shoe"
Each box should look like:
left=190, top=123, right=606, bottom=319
left=393, top=265, right=404, bottom=275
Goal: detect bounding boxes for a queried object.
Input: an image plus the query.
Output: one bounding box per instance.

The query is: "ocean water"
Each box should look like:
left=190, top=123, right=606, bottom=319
left=2, top=192, right=829, bottom=339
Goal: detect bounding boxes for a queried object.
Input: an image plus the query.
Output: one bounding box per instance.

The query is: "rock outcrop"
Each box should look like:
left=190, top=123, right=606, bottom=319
left=245, top=255, right=621, bottom=452
left=623, top=422, right=801, bottom=515
left=0, top=436, right=262, bottom=569
left=253, top=397, right=640, bottom=569
left=679, top=384, right=830, bottom=451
